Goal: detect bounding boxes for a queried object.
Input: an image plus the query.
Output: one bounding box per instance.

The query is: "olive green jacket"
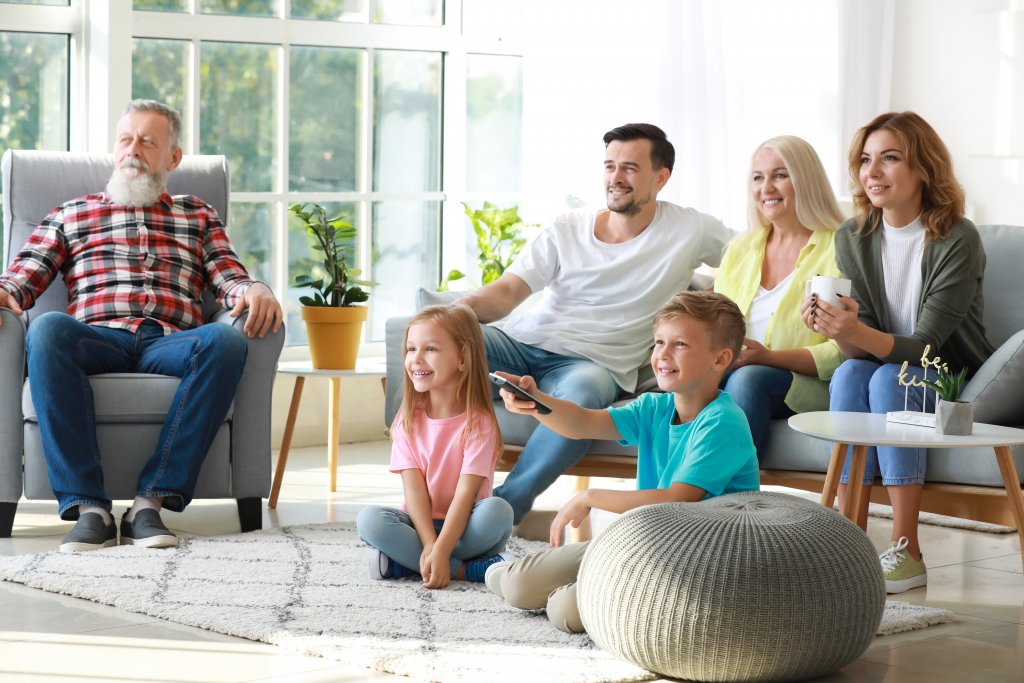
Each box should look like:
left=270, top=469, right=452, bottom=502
left=834, top=216, right=994, bottom=375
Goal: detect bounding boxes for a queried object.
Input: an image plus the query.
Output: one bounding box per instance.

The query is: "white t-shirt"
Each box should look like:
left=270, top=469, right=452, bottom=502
left=881, top=215, right=926, bottom=337
left=746, top=270, right=795, bottom=344
left=492, top=202, right=733, bottom=391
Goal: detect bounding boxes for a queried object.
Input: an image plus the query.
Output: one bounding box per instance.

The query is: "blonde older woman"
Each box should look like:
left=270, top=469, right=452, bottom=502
left=714, top=135, right=845, bottom=463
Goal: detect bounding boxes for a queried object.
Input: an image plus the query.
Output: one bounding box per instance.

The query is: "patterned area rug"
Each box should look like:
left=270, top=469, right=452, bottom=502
left=0, top=523, right=954, bottom=683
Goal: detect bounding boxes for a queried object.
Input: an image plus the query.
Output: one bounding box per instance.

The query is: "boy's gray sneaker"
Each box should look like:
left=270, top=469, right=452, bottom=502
left=120, top=508, right=179, bottom=549
left=59, top=512, right=117, bottom=553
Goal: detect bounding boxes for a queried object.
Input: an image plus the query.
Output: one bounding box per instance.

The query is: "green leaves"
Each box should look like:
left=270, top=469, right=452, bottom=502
left=922, top=366, right=968, bottom=403
left=439, top=202, right=535, bottom=291
left=290, top=202, right=376, bottom=307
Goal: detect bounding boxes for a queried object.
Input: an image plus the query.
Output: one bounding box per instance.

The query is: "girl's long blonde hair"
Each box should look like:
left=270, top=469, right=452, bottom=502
left=394, top=304, right=502, bottom=457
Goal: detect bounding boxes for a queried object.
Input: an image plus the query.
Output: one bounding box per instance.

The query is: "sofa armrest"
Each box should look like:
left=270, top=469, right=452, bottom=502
left=0, top=309, right=26, bottom=502
left=385, top=316, right=411, bottom=427
left=211, top=308, right=285, bottom=498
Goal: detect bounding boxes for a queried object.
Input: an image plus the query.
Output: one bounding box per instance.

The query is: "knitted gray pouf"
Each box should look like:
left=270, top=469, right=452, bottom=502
left=577, top=492, right=885, bottom=682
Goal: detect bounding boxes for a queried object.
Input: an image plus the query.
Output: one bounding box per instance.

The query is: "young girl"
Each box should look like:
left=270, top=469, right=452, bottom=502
left=357, top=304, right=513, bottom=589
left=805, top=112, right=993, bottom=594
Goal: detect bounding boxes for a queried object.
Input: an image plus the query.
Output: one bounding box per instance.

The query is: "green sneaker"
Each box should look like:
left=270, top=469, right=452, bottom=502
left=879, top=537, right=927, bottom=594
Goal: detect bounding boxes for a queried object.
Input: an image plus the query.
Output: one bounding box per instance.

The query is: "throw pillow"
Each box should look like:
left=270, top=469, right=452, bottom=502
left=959, top=329, right=1024, bottom=426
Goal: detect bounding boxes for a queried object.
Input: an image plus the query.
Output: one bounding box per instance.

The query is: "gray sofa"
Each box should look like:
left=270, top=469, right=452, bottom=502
left=384, top=224, right=1024, bottom=526
left=0, top=150, right=284, bottom=536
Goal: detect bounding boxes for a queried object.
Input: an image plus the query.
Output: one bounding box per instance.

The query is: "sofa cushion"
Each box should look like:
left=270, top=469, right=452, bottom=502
left=959, top=330, right=1024, bottom=426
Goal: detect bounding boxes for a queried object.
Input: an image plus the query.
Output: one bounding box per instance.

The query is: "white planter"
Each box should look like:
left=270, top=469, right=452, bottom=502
left=935, top=399, right=973, bottom=436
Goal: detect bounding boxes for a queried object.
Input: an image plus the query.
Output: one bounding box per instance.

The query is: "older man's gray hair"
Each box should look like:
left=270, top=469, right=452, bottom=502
left=122, top=99, right=182, bottom=149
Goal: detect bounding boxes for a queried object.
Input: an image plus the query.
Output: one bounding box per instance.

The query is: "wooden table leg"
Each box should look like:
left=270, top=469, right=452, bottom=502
left=569, top=476, right=593, bottom=543
left=269, top=376, right=305, bottom=509
left=328, top=377, right=341, bottom=492
left=992, top=445, right=1024, bottom=572
left=844, top=444, right=868, bottom=521
left=821, top=442, right=847, bottom=509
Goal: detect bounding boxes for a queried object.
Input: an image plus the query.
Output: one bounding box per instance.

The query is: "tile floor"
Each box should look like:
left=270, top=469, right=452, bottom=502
left=1, top=441, right=1022, bottom=682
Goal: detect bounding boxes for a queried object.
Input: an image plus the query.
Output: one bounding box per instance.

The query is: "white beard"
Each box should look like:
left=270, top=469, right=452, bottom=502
left=105, top=159, right=167, bottom=207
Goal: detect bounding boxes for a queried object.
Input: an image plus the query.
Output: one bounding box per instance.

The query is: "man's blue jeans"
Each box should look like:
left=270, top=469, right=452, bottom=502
left=26, top=313, right=248, bottom=520
left=357, top=497, right=514, bottom=576
left=830, top=359, right=932, bottom=485
left=482, top=325, right=620, bottom=523
left=721, top=365, right=795, bottom=464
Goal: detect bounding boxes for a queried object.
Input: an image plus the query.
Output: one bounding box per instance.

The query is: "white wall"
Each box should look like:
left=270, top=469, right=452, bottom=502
left=890, top=0, right=1024, bottom=225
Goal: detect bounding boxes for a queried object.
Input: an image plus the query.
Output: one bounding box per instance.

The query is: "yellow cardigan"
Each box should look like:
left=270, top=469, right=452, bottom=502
left=713, top=227, right=845, bottom=413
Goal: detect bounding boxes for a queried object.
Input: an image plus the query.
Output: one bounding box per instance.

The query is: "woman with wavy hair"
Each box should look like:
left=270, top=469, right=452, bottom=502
left=715, top=135, right=845, bottom=464
left=806, top=112, right=993, bottom=594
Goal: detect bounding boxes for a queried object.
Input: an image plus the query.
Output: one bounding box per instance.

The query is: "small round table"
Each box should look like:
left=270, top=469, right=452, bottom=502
left=788, top=411, right=1024, bottom=570
left=268, top=359, right=386, bottom=509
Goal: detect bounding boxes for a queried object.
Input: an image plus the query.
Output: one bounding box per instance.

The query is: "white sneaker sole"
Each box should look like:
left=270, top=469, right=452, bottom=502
left=885, top=572, right=927, bottom=594
left=59, top=538, right=116, bottom=553
left=120, top=534, right=179, bottom=549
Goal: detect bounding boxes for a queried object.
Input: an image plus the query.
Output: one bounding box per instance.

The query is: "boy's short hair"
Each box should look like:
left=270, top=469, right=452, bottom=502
left=653, top=291, right=745, bottom=363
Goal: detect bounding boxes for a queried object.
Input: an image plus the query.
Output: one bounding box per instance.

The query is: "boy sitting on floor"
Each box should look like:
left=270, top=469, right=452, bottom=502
left=485, top=290, right=760, bottom=633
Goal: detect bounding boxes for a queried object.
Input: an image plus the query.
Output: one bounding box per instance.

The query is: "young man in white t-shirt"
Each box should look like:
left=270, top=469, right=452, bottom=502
left=459, top=123, right=734, bottom=524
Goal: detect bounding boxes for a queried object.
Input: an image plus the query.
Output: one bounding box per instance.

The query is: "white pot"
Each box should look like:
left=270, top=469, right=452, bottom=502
left=935, top=399, right=973, bottom=436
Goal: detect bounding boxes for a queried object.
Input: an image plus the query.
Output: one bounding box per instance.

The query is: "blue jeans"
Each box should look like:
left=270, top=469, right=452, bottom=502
left=829, top=359, right=932, bottom=485
left=721, top=365, right=794, bottom=464
left=482, top=325, right=621, bottom=523
left=356, top=497, right=514, bottom=575
left=26, top=313, right=248, bottom=520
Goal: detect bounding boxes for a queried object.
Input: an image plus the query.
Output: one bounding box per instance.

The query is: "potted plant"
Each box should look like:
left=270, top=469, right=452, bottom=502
left=923, top=365, right=972, bottom=435
left=291, top=203, right=374, bottom=369
left=440, top=202, right=532, bottom=290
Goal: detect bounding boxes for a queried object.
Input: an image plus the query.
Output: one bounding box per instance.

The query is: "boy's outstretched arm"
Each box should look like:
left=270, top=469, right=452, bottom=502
left=495, top=372, right=622, bottom=442
left=548, top=483, right=707, bottom=546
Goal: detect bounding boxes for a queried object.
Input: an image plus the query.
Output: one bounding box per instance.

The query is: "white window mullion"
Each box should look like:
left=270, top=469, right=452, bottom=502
left=277, top=42, right=290, bottom=299
left=360, top=46, right=375, bottom=294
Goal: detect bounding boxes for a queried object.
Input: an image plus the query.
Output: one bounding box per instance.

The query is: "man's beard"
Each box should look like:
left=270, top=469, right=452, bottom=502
left=606, top=186, right=646, bottom=216
left=106, top=159, right=167, bottom=207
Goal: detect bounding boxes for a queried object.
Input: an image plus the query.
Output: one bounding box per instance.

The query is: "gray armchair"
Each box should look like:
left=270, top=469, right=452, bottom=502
left=0, top=150, right=284, bottom=536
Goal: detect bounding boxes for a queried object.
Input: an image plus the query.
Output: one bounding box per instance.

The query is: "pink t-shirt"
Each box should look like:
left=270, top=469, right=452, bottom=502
left=390, top=408, right=501, bottom=520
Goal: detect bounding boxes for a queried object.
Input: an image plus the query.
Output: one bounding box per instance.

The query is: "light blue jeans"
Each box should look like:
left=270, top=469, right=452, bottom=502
left=721, top=365, right=794, bottom=464
left=482, top=325, right=621, bottom=523
left=26, top=313, right=248, bottom=520
left=829, top=359, right=933, bottom=485
left=356, top=497, right=514, bottom=575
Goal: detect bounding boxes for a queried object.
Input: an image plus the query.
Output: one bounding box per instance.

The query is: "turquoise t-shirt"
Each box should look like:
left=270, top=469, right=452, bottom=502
left=608, top=391, right=759, bottom=497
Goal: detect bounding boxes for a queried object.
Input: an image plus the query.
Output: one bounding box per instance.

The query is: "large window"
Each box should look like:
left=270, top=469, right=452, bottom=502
left=0, top=1, right=524, bottom=353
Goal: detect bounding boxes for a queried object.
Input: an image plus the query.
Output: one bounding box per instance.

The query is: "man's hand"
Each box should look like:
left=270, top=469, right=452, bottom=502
left=230, top=282, right=283, bottom=338
left=550, top=491, right=592, bottom=547
left=0, top=288, right=24, bottom=328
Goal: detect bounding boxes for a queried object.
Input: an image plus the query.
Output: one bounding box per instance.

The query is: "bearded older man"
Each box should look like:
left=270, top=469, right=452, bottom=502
left=0, top=99, right=282, bottom=553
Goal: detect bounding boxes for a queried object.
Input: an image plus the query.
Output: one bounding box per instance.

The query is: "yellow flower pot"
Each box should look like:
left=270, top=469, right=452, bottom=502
left=301, top=306, right=368, bottom=369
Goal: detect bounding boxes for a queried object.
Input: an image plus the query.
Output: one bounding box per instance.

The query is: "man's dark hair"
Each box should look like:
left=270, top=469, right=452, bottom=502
left=603, top=123, right=675, bottom=173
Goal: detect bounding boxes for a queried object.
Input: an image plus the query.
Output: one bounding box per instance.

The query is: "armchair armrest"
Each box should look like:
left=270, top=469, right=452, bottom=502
left=0, top=309, right=26, bottom=503
left=211, top=308, right=285, bottom=498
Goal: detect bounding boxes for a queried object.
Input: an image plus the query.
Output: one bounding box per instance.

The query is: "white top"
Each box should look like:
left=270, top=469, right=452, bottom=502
left=881, top=215, right=926, bottom=336
left=788, top=411, right=1024, bottom=448
left=746, top=270, right=795, bottom=344
left=493, top=201, right=733, bottom=391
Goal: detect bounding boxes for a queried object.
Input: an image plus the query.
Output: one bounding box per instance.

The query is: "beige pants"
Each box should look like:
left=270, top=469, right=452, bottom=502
left=497, top=541, right=589, bottom=633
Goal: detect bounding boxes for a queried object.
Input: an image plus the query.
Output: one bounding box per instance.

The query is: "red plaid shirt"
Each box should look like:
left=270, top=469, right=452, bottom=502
left=0, top=192, right=254, bottom=333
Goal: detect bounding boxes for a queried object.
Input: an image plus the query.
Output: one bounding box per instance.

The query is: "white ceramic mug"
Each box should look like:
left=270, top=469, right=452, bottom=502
left=805, top=275, right=851, bottom=308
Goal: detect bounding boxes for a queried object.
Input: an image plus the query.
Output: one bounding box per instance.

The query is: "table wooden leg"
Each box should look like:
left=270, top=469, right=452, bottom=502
left=328, top=377, right=341, bottom=492
left=269, top=376, right=305, bottom=509
left=844, top=444, right=868, bottom=521
left=821, top=442, right=847, bottom=509
left=992, top=445, right=1024, bottom=572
